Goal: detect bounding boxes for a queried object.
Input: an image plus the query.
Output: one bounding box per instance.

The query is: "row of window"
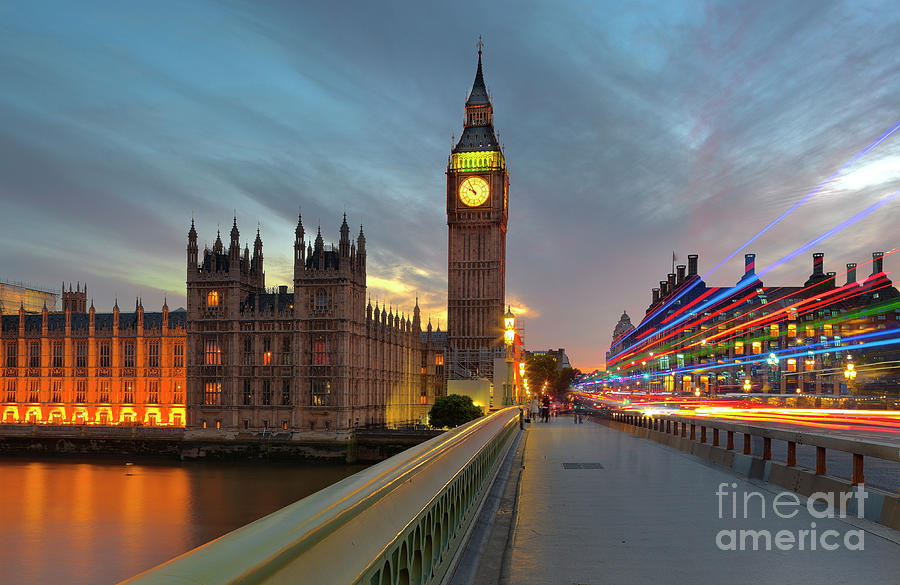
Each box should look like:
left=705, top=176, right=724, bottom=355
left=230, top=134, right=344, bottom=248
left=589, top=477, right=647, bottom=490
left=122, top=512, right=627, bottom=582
left=202, top=378, right=331, bottom=407
left=204, top=336, right=331, bottom=366
left=4, top=341, right=183, bottom=369
left=206, top=290, right=329, bottom=313
left=3, top=378, right=184, bottom=404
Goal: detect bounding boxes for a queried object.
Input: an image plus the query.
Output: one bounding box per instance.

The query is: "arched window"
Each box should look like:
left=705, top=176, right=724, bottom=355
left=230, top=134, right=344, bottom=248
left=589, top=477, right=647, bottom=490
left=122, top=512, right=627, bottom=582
left=207, top=290, right=219, bottom=307
left=315, top=289, right=328, bottom=313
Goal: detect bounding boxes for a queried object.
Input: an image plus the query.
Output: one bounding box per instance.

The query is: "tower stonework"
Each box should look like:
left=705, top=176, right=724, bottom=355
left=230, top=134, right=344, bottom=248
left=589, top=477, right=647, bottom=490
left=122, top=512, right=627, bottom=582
left=446, top=48, right=508, bottom=377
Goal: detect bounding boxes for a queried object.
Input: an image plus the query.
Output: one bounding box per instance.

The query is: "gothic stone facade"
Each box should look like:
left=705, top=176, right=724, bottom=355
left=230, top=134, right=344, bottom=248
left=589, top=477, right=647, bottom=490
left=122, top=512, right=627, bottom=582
left=187, top=214, right=444, bottom=431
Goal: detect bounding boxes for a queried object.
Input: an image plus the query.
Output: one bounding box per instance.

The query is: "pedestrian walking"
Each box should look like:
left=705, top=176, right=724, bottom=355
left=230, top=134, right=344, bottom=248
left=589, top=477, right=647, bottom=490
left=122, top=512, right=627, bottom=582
left=530, top=399, right=539, bottom=423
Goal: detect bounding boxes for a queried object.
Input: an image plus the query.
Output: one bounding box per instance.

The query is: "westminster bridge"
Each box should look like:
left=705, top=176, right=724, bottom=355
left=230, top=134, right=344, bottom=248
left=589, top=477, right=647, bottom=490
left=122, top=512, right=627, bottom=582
left=121, top=406, right=900, bottom=585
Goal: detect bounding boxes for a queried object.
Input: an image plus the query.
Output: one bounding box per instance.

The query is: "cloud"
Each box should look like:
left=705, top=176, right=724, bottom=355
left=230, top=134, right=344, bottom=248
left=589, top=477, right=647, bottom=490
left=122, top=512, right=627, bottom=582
left=1, top=0, right=899, bottom=371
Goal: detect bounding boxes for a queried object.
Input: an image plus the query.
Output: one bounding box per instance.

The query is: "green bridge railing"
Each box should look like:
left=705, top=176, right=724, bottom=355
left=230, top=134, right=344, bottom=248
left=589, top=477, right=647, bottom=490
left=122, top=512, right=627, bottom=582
left=121, top=408, right=521, bottom=585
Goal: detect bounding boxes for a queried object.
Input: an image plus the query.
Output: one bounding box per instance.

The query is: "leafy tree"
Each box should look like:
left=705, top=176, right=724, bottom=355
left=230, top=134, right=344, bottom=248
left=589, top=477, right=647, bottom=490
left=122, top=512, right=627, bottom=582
left=428, top=394, right=484, bottom=429
left=553, top=367, right=580, bottom=395
left=525, top=353, right=581, bottom=397
left=526, top=353, right=559, bottom=394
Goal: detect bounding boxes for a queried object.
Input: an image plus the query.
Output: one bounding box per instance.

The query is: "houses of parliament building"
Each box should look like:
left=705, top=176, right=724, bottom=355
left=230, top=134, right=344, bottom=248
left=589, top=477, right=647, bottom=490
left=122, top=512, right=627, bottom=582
left=0, top=48, right=510, bottom=431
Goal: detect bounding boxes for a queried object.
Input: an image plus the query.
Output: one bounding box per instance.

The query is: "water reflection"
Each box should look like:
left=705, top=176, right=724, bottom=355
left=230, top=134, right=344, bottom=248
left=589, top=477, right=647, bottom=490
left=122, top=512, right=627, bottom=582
left=0, top=458, right=368, bottom=585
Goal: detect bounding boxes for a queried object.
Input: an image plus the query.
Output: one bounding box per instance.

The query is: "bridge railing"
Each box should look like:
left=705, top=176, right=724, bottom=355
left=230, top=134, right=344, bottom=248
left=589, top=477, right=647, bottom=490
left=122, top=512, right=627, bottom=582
left=122, top=407, right=522, bottom=585
left=611, top=410, right=900, bottom=488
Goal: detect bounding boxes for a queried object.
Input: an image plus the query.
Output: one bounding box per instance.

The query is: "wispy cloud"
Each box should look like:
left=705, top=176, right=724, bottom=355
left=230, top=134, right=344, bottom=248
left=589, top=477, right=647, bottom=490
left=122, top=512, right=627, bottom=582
left=1, top=0, right=899, bottom=371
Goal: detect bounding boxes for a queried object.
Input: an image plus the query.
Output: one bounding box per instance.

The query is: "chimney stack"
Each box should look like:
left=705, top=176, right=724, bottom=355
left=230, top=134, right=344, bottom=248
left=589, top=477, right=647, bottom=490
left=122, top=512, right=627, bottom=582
left=813, top=252, right=824, bottom=276
left=744, top=253, right=756, bottom=277
left=872, top=251, right=884, bottom=275
left=660, top=280, right=668, bottom=297
left=846, top=263, right=857, bottom=285
left=687, top=254, right=698, bottom=277
left=667, top=273, right=676, bottom=292
left=652, top=288, right=660, bottom=305
left=676, top=265, right=686, bottom=285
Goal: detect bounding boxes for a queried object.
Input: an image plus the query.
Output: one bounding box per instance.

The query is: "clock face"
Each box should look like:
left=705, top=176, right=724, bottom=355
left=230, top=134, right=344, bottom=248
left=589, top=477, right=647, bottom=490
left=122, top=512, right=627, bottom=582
left=458, top=176, right=490, bottom=207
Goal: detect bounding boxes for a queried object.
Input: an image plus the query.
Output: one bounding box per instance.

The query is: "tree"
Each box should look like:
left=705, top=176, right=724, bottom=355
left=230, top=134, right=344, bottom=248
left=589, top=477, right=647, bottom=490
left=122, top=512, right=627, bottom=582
left=553, top=367, right=580, bottom=395
left=428, top=394, right=484, bottom=429
left=525, top=353, right=581, bottom=397
left=526, top=353, right=559, bottom=394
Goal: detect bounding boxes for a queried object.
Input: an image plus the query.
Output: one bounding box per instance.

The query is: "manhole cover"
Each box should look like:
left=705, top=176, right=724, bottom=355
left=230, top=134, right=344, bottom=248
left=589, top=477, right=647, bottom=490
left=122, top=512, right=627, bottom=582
left=561, top=462, right=604, bottom=470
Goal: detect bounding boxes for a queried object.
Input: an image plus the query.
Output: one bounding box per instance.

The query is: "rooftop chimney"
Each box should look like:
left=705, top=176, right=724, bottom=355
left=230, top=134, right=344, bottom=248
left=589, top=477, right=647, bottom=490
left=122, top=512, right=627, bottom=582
left=667, top=273, right=676, bottom=292
left=872, top=251, right=884, bottom=275
left=846, top=263, right=857, bottom=286
left=687, top=254, right=698, bottom=277
left=652, top=288, right=660, bottom=305
left=676, top=265, right=686, bottom=285
left=813, top=252, right=824, bottom=276
left=744, top=253, right=756, bottom=277
left=660, top=280, right=668, bottom=296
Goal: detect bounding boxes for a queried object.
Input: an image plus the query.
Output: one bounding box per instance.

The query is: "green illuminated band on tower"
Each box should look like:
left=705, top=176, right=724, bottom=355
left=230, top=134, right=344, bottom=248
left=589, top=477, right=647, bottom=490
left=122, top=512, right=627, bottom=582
left=449, top=151, right=506, bottom=172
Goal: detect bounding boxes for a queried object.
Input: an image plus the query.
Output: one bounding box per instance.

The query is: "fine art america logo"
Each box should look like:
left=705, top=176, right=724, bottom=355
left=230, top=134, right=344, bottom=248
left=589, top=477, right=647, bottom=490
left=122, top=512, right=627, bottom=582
left=715, top=483, right=868, bottom=551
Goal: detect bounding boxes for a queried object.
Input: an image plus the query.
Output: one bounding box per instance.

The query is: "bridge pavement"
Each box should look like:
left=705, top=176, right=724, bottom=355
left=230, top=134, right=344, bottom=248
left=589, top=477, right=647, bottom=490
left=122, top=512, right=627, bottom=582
left=503, top=416, right=900, bottom=585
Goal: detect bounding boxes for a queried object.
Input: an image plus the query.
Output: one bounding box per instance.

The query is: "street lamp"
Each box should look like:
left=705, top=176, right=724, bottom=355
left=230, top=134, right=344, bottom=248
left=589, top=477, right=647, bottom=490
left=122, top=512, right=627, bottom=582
left=767, top=352, right=781, bottom=394
left=844, top=362, right=857, bottom=394
left=503, top=306, right=516, bottom=406
left=743, top=379, right=751, bottom=392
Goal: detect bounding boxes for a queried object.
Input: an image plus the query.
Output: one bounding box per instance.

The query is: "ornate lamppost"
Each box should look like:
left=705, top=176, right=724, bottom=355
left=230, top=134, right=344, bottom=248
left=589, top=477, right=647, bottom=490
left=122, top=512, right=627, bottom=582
left=844, top=361, right=857, bottom=395
left=767, top=352, right=780, bottom=394
left=503, top=306, right=516, bottom=406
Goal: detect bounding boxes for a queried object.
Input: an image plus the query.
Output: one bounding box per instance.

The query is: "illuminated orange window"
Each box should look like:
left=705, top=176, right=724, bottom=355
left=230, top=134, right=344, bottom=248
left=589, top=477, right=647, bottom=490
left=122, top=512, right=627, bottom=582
left=205, top=340, right=221, bottom=365
left=770, top=324, right=779, bottom=336
left=805, top=327, right=815, bottom=338
left=804, top=359, right=815, bottom=372
left=204, top=382, right=221, bottom=405
left=824, top=323, right=833, bottom=336
left=787, top=358, right=797, bottom=372
left=420, top=394, right=427, bottom=405
left=751, top=341, right=762, bottom=355
left=435, top=354, right=444, bottom=366
left=787, top=324, right=797, bottom=338
left=734, top=341, right=744, bottom=355
left=207, top=290, right=219, bottom=307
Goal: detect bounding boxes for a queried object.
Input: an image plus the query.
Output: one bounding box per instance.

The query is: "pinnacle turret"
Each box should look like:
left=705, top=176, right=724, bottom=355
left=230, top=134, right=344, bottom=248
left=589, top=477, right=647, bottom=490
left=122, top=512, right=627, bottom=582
left=314, top=226, right=324, bottom=252
left=339, top=213, right=350, bottom=257
left=229, top=215, right=240, bottom=254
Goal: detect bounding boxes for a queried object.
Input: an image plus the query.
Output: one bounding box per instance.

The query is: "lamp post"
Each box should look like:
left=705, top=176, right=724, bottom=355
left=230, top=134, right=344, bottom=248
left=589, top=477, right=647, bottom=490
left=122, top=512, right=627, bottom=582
left=503, top=306, right=516, bottom=406
left=767, top=353, right=780, bottom=394
left=844, top=361, right=857, bottom=395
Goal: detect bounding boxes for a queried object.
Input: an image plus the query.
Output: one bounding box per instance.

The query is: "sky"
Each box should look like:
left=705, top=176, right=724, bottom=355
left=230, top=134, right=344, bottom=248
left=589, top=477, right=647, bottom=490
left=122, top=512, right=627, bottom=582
left=1, top=0, right=899, bottom=371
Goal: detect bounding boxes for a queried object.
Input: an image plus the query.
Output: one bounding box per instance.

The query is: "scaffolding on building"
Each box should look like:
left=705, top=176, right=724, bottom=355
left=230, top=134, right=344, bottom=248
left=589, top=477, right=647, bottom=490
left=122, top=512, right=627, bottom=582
left=0, top=279, right=58, bottom=315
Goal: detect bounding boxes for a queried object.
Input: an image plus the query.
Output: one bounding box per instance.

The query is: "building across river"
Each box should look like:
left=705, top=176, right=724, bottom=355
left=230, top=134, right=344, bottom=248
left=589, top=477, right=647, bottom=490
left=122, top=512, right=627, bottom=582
left=0, top=48, right=521, bottom=431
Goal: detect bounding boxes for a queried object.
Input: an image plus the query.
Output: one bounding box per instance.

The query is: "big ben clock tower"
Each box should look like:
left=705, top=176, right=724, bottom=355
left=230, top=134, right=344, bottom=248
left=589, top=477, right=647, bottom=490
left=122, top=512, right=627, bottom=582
left=446, top=45, right=509, bottom=371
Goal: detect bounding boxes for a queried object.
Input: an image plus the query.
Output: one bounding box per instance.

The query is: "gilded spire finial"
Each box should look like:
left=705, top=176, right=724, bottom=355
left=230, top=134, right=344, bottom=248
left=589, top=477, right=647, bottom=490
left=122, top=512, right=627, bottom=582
left=477, top=35, right=483, bottom=56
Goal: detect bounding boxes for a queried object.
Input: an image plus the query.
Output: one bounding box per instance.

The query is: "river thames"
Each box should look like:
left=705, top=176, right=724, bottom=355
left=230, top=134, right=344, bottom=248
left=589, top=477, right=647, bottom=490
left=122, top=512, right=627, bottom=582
left=0, top=457, right=368, bottom=585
